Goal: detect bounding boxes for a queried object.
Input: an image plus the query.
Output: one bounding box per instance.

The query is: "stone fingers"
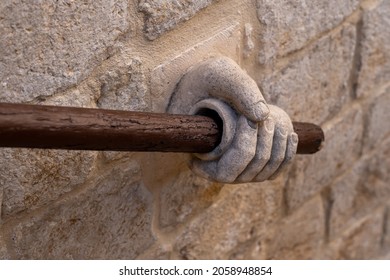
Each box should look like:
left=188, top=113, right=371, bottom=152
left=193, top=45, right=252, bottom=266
left=235, top=118, right=275, bottom=183
left=269, top=132, right=298, bottom=180
left=254, top=127, right=289, bottom=182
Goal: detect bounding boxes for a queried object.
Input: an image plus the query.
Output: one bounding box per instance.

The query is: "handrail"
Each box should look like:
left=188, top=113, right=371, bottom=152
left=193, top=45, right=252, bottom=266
left=0, top=102, right=324, bottom=154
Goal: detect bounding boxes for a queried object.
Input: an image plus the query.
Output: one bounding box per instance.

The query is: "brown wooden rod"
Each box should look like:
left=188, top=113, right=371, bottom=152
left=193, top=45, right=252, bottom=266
left=0, top=103, right=324, bottom=154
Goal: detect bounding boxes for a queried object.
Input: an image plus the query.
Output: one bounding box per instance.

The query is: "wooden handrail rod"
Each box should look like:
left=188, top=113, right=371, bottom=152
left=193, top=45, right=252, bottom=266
left=0, top=103, right=324, bottom=154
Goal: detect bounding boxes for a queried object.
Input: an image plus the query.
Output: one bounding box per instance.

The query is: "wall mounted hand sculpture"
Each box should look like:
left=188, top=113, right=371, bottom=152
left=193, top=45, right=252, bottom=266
left=168, top=57, right=298, bottom=183
left=0, top=57, right=323, bottom=185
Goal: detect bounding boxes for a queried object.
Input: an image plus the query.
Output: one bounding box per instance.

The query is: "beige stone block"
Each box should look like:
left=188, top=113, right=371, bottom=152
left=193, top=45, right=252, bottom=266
left=7, top=161, right=154, bottom=259
left=286, top=106, right=364, bottom=211
left=0, top=149, right=97, bottom=219
left=264, top=196, right=325, bottom=259
left=159, top=169, right=224, bottom=228
left=383, top=204, right=390, bottom=251
left=173, top=180, right=284, bottom=259
left=136, top=243, right=172, bottom=260
left=329, top=140, right=390, bottom=240
left=0, top=232, right=10, bottom=259
left=150, top=22, right=240, bottom=112
left=139, top=0, right=216, bottom=40
left=256, top=0, right=360, bottom=63
left=336, top=210, right=383, bottom=259
left=96, top=58, right=150, bottom=112
left=357, top=0, right=390, bottom=98
left=364, top=88, right=390, bottom=151
left=258, top=24, right=356, bottom=124
left=0, top=0, right=132, bottom=103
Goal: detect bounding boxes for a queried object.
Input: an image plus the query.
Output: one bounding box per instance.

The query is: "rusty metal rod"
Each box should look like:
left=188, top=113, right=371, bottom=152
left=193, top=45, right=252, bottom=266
left=0, top=102, right=324, bottom=154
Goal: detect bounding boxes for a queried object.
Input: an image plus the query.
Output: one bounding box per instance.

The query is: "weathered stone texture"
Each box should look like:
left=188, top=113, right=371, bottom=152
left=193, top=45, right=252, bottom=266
left=0, top=0, right=131, bottom=103
left=357, top=0, right=390, bottom=98
left=259, top=24, right=356, bottom=124
left=174, top=181, right=283, bottom=259
left=335, top=210, right=383, bottom=259
left=0, top=0, right=389, bottom=260
left=159, top=170, right=223, bottom=228
left=264, top=196, right=325, bottom=259
left=97, top=58, right=150, bottom=112
left=286, top=107, right=364, bottom=211
left=0, top=149, right=97, bottom=219
left=151, top=22, right=240, bottom=112
left=0, top=233, right=10, bottom=259
left=329, top=140, right=390, bottom=240
left=139, top=0, right=216, bottom=40
left=7, top=161, right=154, bottom=259
left=256, top=0, right=360, bottom=63
left=364, top=88, right=390, bottom=151
left=383, top=203, right=390, bottom=251
left=136, top=243, right=172, bottom=260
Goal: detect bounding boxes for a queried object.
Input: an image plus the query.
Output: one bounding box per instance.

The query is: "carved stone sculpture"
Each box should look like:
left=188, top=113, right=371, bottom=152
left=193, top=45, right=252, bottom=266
left=168, top=57, right=298, bottom=183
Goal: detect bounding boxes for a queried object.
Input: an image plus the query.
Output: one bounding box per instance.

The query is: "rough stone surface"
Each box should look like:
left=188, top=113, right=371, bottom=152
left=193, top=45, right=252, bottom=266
left=0, top=0, right=131, bottom=103
left=0, top=187, right=3, bottom=220
left=264, top=196, right=325, bottom=259
left=97, top=58, right=150, bottom=112
left=335, top=210, right=383, bottom=259
left=1, top=0, right=390, bottom=260
left=138, top=0, right=216, bottom=40
left=364, top=88, right=390, bottom=151
left=383, top=203, right=390, bottom=251
left=174, top=181, right=284, bottom=259
left=150, top=22, right=240, bottom=112
left=0, top=233, right=10, bottom=259
left=256, top=0, right=360, bottom=64
left=259, top=24, right=356, bottom=124
left=329, top=140, right=390, bottom=240
left=136, top=243, right=172, bottom=260
left=286, top=106, right=364, bottom=212
left=357, top=0, right=390, bottom=98
left=0, top=149, right=97, bottom=219
left=159, top=168, right=223, bottom=228
left=7, top=161, right=154, bottom=259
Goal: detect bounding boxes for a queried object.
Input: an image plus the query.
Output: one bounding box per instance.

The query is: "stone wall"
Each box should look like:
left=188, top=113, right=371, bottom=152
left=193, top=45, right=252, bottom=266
left=0, top=0, right=389, bottom=259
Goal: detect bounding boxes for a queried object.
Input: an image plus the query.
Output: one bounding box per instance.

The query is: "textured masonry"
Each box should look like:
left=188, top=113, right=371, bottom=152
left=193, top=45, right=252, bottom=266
left=0, top=0, right=389, bottom=259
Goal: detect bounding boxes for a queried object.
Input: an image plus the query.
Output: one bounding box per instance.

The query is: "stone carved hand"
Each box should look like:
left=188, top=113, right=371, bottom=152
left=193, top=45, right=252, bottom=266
left=168, top=57, right=298, bottom=183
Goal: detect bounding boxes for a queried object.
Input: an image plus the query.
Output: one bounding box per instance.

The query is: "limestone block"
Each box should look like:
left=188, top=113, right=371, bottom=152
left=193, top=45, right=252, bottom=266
left=383, top=203, right=390, bottom=251
left=364, top=88, right=390, bottom=151
left=264, top=196, right=325, bottom=259
left=357, top=0, right=390, bottom=98
left=0, top=187, right=3, bottom=220
left=150, top=22, right=240, bottom=112
left=336, top=210, right=383, bottom=259
left=258, top=24, right=356, bottom=124
left=256, top=0, right=360, bottom=64
left=97, top=58, right=150, bottom=112
left=0, top=149, right=97, bottom=219
left=7, top=161, right=154, bottom=259
left=0, top=233, right=10, bottom=259
left=159, top=168, right=223, bottom=228
left=0, top=0, right=131, bottom=103
left=329, top=140, right=390, bottom=240
left=138, top=0, right=216, bottom=40
left=173, top=181, right=284, bottom=259
left=136, top=243, right=172, bottom=260
left=286, top=107, right=364, bottom=212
